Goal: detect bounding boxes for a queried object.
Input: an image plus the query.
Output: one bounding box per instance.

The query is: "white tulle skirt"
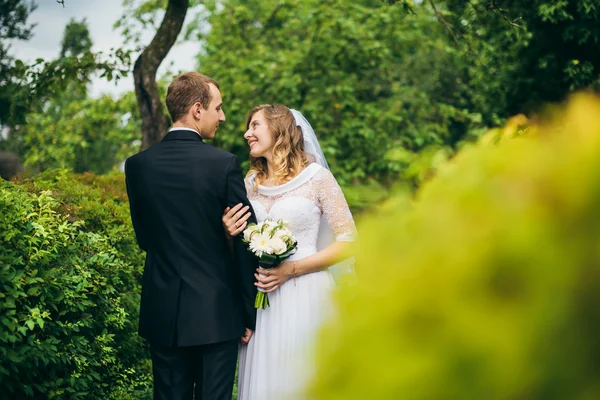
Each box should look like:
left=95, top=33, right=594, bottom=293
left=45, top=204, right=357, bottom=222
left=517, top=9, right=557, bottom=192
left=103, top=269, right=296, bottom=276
left=238, top=267, right=335, bottom=400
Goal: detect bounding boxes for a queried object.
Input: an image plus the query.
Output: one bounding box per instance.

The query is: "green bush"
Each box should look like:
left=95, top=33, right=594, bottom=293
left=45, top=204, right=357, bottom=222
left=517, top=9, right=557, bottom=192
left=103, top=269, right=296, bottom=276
left=0, top=170, right=151, bottom=399
left=311, top=94, right=600, bottom=399
left=13, top=169, right=145, bottom=272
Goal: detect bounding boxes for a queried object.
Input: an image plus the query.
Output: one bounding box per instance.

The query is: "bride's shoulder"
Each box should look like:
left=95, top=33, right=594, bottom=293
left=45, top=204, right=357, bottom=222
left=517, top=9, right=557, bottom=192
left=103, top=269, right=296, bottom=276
left=244, top=173, right=257, bottom=190
left=291, top=162, right=324, bottom=185
left=310, top=163, right=335, bottom=181
left=303, top=162, right=326, bottom=176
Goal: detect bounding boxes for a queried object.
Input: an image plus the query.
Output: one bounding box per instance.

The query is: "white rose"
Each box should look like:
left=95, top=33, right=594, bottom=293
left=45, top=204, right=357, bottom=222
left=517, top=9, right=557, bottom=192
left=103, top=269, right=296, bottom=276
left=269, top=228, right=283, bottom=239
left=243, top=224, right=260, bottom=242
left=264, top=219, right=278, bottom=228
left=280, top=228, right=294, bottom=243
left=280, top=228, right=292, bottom=237
left=268, top=237, right=288, bottom=255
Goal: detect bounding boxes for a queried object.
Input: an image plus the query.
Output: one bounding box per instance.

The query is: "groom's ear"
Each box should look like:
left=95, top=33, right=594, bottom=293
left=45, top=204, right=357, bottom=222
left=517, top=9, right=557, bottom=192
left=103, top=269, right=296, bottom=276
left=192, top=102, right=204, bottom=120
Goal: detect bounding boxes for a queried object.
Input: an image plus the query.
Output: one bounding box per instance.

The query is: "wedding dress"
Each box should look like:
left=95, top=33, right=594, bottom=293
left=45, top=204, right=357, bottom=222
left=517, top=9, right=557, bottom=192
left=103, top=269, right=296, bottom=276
left=237, top=162, right=356, bottom=399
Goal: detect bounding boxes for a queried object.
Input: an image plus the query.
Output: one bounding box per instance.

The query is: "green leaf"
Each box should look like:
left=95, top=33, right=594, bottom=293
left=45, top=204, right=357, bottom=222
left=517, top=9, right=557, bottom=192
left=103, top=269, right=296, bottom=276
left=25, top=320, right=35, bottom=330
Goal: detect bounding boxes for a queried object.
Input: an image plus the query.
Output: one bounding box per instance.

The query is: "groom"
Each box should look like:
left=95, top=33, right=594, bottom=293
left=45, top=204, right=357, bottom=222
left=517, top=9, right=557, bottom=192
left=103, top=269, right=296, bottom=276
left=125, top=72, right=257, bottom=399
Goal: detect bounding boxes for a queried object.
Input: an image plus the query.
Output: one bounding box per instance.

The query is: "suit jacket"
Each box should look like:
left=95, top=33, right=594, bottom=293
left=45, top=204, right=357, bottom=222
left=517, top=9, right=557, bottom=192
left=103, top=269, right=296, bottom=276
left=124, top=129, right=257, bottom=347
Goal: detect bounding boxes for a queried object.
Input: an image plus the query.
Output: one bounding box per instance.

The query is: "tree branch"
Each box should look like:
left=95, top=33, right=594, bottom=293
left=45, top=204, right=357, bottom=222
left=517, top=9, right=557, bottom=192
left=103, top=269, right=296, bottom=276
left=466, top=0, right=487, bottom=14
left=488, top=1, right=523, bottom=28
left=134, top=0, right=189, bottom=151
left=264, top=3, right=284, bottom=28
left=428, top=0, right=477, bottom=54
left=428, top=0, right=461, bottom=47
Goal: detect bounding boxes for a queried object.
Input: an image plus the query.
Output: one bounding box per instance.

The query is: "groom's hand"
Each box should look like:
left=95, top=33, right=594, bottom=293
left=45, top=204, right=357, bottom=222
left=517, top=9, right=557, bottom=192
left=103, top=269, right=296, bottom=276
left=241, top=328, right=254, bottom=344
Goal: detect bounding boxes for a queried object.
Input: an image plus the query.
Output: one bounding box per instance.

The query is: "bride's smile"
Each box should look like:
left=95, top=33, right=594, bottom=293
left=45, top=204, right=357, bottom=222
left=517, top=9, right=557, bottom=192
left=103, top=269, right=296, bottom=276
left=244, top=110, right=274, bottom=158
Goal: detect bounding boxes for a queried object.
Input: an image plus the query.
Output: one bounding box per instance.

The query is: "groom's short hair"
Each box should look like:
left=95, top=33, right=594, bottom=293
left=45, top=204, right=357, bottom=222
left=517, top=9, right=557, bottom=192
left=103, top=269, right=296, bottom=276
left=166, top=72, right=220, bottom=123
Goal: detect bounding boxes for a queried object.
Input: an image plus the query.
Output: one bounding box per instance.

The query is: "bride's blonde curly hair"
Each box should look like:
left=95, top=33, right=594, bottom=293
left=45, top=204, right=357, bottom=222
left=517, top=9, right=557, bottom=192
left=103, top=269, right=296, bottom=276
left=245, top=104, right=310, bottom=187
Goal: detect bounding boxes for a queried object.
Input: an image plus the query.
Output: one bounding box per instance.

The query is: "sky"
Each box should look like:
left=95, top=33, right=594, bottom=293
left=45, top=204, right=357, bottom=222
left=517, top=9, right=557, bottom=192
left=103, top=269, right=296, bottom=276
left=11, top=0, right=200, bottom=98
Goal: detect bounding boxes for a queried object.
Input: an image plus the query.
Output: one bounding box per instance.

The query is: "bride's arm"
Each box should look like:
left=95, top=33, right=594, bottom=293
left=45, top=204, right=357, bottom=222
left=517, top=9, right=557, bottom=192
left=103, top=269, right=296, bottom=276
left=256, top=169, right=356, bottom=292
left=222, top=177, right=254, bottom=238
left=256, top=242, right=352, bottom=292
left=286, top=240, right=352, bottom=276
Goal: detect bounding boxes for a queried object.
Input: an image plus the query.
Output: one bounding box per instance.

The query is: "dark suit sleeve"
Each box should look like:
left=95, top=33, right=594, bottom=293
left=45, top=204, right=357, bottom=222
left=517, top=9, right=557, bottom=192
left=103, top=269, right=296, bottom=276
left=225, top=156, right=258, bottom=330
left=125, top=158, right=149, bottom=252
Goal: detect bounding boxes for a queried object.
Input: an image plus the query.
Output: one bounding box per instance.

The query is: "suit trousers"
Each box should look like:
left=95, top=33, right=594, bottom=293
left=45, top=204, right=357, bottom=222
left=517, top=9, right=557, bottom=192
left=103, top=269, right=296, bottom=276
left=151, top=339, right=238, bottom=400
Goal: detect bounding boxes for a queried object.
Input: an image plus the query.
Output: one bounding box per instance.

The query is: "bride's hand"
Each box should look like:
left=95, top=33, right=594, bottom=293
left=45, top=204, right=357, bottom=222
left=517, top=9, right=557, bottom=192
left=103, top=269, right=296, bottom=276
left=255, top=263, right=294, bottom=293
left=223, top=203, right=251, bottom=238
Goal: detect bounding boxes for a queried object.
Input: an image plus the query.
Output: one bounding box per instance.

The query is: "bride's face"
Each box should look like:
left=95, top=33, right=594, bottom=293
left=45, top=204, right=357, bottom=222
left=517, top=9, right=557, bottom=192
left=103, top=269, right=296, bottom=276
left=244, top=110, right=274, bottom=159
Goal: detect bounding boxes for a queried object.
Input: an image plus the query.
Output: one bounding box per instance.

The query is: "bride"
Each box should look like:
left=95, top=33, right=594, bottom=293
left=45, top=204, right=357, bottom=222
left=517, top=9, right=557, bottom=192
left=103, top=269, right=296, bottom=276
left=222, top=104, right=357, bottom=399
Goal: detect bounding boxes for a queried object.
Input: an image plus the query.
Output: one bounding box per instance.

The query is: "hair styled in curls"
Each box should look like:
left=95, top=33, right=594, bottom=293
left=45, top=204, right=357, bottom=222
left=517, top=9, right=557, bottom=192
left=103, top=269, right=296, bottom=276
left=245, top=104, right=310, bottom=187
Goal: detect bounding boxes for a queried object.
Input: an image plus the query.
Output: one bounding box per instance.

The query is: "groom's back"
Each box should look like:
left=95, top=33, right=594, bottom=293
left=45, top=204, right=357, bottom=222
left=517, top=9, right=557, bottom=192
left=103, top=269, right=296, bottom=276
left=131, top=134, right=231, bottom=263
left=125, top=130, right=248, bottom=347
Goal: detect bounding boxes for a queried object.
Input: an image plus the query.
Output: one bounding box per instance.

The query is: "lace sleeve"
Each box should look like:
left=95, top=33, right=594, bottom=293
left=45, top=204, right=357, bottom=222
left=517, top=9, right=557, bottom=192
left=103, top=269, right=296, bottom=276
left=244, top=175, right=257, bottom=200
left=314, top=168, right=357, bottom=241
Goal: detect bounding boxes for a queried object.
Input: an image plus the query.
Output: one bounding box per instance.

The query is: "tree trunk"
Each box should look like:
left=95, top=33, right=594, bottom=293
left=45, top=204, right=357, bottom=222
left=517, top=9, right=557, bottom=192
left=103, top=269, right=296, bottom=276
left=134, top=0, right=189, bottom=151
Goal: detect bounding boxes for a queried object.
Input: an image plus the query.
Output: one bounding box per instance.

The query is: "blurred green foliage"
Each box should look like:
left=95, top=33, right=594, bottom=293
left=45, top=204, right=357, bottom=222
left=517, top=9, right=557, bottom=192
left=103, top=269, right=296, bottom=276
left=1, top=1, right=600, bottom=395
left=60, top=18, right=94, bottom=59
left=311, top=93, right=600, bottom=399
left=197, top=0, right=484, bottom=186
left=0, top=170, right=151, bottom=399
left=17, top=93, right=140, bottom=174
left=439, top=0, right=600, bottom=121
left=4, top=0, right=600, bottom=198
left=5, top=18, right=138, bottom=174
left=0, top=11, right=131, bottom=129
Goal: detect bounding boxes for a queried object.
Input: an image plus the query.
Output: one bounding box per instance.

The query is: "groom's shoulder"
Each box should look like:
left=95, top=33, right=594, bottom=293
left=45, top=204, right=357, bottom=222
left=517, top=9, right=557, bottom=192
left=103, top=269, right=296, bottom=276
left=124, top=146, right=154, bottom=170
left=124, top=151, right=143, bottom=170
left=203, top=143, right=235, bottom=158
left=198, top=144, right=238, bottom=164
left=124, top=142, right=237, bottom=169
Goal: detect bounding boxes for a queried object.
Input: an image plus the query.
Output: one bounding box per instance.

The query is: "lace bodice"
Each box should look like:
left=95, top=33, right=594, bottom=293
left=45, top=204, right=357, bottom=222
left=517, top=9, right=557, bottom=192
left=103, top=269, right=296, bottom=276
left=246, top=163, right=356, bottom=260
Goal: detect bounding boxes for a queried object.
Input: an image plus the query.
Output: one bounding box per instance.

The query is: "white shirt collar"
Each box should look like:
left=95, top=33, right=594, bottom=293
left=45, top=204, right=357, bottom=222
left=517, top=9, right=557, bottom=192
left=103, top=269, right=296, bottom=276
left=169, top=127, right=201, bottom=137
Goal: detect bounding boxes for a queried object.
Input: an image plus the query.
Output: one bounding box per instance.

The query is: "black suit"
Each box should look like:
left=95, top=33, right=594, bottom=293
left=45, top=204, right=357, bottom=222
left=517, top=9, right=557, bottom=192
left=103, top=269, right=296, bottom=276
left=125, top=129, right=257, bottom=399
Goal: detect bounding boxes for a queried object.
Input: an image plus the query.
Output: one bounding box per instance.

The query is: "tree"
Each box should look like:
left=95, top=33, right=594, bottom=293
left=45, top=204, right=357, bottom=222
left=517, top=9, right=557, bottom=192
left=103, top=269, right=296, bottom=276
left=60, top=18, right=93, bottom=58
left=467, top=0, right=599, bottom=117
left=0, top=0, right=37, bottom=125
left=403, top=0, right=600, bottom=122
left=195, top=0, right=483, bottom=186
left=1, top=0, right=131, bottom=131
left=20, top=93, right=140, bottom=174
left=17, top=19, right=139, bottom=174
left=0, top=0, right=37, bottom=178
left=133, top=0, right=189, bottom=151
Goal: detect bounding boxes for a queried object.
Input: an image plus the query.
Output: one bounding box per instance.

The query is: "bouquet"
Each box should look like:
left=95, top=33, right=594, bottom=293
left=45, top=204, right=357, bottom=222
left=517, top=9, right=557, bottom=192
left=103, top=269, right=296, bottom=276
left=243, top=218, right=297, bottom=309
